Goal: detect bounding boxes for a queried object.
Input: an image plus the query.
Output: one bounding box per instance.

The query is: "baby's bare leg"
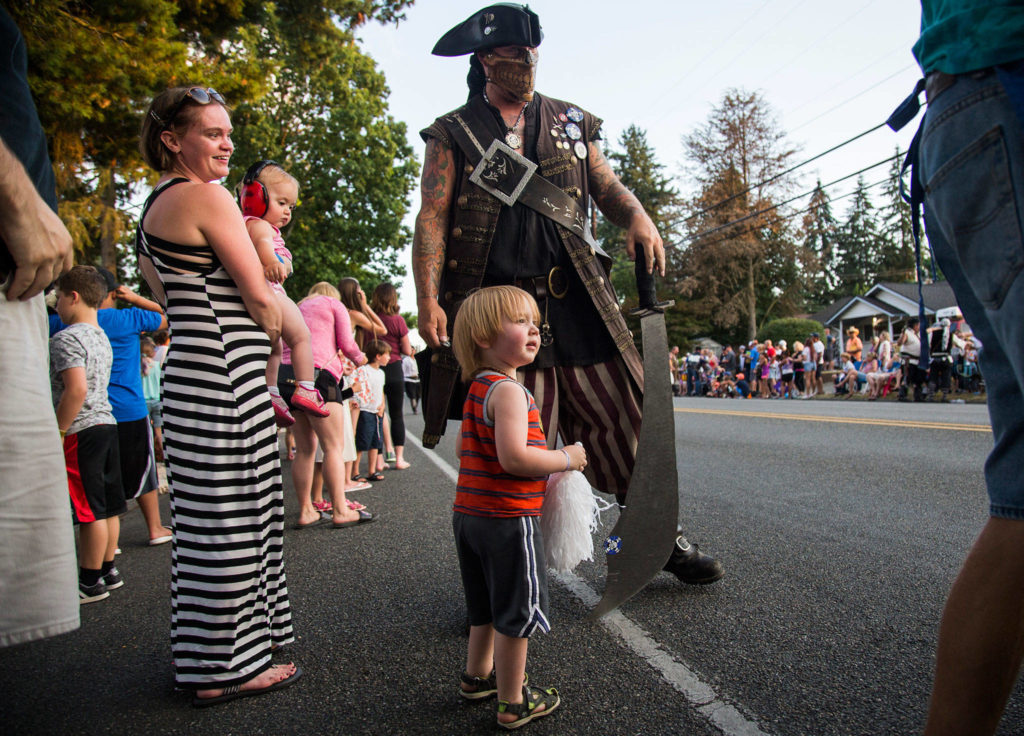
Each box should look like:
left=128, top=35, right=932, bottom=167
left=266, top=336, right=282, bottom=386
left=277, top=292, right=315, bottom=382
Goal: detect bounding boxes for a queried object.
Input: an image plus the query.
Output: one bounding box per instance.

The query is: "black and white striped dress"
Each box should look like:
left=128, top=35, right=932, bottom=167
left=137, top=178, right=293, bottom=689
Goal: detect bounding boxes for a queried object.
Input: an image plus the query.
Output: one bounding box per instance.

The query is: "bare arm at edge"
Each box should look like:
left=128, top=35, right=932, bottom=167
left=0, top=138, right=73, bottom=300
left=413, top=138, right=455, bottom=348
left=586, top=141, right=664, bottom=276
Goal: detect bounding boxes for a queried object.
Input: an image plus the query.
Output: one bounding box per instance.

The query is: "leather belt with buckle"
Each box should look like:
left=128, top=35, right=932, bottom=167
left=926, top=67, right=997, bottom=104
left=925, top=71, right=956, bottom=103
left=512, top=267, right=568, bottom=302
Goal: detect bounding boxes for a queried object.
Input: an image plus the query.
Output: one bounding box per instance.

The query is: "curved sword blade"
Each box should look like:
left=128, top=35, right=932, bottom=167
left=591, top=308, right=679, bottom=618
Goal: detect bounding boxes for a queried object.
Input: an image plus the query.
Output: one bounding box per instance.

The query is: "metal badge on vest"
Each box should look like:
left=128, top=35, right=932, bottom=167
left=463, top=136, right=609, bottom=261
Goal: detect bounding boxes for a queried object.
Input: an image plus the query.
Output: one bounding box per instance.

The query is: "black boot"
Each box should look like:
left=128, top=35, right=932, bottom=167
left=663, top=537, right=724, bottom=585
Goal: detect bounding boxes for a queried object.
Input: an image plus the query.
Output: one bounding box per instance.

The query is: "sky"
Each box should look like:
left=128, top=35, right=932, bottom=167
left=356, top=0, right=926, bottom=318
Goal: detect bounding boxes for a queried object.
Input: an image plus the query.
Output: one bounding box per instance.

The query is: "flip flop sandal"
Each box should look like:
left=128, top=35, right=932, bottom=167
left=313, top=500, right=332, bottom=512
left=367, top=472, right=385, bottom=482
left=192, top=665, right=303, bottom=708
left=293, top=513, right=331, bottom=530
left=351, top=475, right=369, bottom=483
left=332, top=509, right=375, bottom=528
left=496, top=684, right=560, bottom=730
left=346, top=500, right=367, bottom=511
left=460, top=671, right=528, bottom=700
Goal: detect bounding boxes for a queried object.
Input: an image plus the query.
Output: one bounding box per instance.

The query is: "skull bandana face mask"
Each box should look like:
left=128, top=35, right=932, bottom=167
left=480, top=46, right=539, bottom=102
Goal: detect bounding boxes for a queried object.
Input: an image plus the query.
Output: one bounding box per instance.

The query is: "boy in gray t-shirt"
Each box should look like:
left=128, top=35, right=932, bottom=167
left=49, top=266, right=125, bottom=604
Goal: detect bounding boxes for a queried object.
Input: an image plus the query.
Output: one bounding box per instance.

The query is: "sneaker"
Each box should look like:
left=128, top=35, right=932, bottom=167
left=79, top=579, right=109, bottom=604
left=101, top=566, right=124, bottom=591
left=385, top=451, right=397, bottom=464
left=291, top=386, right=330, bottom=417
left=271, top=392, right=295, bottom=427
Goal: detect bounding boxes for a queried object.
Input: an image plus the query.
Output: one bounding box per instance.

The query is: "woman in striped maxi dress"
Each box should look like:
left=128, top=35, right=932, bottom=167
left=136, top=87, right=301, bottom=706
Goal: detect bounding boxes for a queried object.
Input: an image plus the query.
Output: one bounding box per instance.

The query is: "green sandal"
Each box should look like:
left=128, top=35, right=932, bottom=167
left=459, top=670, right=528, bottom=700
left=496, top=684, right=560, bottom=730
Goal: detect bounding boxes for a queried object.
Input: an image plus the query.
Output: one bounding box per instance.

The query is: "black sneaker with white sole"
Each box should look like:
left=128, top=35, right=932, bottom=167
left=79, top=580, right=109, bottom=604
left=101, top=566, right=124, bottom=591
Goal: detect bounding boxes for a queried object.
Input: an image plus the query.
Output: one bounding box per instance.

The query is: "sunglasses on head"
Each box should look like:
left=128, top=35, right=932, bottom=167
left=150, top=87, right=226, bottom=127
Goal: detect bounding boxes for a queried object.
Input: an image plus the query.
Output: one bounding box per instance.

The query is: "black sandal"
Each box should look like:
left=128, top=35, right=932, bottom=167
left=496, top=684, right=559, bottom=729
left=459, top=670, right=528, bottom=700
left=192, top=665, right=303, bottom=708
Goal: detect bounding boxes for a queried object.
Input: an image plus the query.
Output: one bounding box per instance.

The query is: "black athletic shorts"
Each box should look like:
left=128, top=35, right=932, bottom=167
left=66, top=424, right=126, bottom=523
left=453, top=512, right=550, bottom=638
left=118, top=416, right=156, bottom=499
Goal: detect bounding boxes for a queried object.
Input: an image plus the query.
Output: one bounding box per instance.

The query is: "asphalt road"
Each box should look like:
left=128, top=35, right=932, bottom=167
left=2, top=396, right=1020, bottom=735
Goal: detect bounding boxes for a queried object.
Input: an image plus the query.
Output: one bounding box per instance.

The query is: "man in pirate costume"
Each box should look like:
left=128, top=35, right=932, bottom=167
left=412, top=3, right=723, bottom=586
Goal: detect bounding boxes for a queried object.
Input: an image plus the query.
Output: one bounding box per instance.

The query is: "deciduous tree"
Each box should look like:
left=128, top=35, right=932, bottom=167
left=228, top=1, right=418, bottom=297
left=10, top=0, right=416, bottom=291
left=677, top=89, right=801, bottom=343
left=10, top=0, right=191, bottom=278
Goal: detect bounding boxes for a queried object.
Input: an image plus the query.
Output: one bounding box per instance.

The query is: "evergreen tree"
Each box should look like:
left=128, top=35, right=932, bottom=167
left=596, top=124, right=681, bottom=300
left=801, top=180, right=840, bottom=304
left=594, top=125, right=704, bottom=348
left=835, top=176, right=882, bottom=295
left=878, top=148, right=916, bottom=282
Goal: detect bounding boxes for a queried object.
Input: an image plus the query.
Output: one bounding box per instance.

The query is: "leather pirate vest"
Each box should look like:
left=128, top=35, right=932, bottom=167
left=418, top=92, right=643, bottom=447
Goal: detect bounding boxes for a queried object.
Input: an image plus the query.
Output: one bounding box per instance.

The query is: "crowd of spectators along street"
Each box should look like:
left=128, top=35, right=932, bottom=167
left=669, top=320, right=982, bottom=402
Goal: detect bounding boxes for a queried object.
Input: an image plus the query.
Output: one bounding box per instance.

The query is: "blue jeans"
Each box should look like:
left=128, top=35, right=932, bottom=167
left=919, top=68, right=1024, bottom=519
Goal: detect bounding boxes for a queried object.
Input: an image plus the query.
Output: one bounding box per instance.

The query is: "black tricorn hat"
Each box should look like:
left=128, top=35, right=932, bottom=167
left=432, top=3, right=542, bottom=56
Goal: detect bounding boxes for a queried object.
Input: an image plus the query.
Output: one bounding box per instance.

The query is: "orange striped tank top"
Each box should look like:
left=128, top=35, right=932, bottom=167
left=455, top=371, right=549, bottom=518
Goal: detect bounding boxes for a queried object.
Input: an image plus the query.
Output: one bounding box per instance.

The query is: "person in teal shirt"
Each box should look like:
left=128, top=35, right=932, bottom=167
left=912, top=2, right=1024, bottom=734
left=140, top=335, right=164, bottom=463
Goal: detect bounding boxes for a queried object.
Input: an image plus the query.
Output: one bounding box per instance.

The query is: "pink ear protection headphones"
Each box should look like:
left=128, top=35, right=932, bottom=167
left=239, top=159, right=278, bottom=218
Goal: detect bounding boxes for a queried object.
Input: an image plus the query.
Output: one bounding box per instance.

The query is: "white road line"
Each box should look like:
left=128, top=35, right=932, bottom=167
left=407, top=433, right=772, bottom=736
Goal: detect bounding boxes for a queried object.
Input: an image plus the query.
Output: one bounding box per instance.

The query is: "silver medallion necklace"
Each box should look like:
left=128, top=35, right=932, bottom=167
left=484, top=89, right=528, bottom=149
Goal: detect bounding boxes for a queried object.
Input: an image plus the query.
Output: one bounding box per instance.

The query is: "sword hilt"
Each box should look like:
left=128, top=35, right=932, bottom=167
left=632, top=248, right=673, bottom=315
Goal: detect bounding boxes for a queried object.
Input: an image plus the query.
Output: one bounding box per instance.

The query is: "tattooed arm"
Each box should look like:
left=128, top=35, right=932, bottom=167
left=587, top=141, right=665, bottom=276
left=413, top=137, right=456, bottom=347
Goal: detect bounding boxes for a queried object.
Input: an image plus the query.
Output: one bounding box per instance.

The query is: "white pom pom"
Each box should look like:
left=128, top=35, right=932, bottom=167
left=540, top=470, right=612, bottom=573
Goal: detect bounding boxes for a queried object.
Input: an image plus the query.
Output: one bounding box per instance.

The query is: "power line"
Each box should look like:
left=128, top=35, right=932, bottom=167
left=783, top=39, right=909, bottom=120
left=671, top=176, right=888, bottom=252
left=646, top=0, right=772, bottom=117
left=753, top=0, right=883, bottom=89
left=789, top=63, right=918, bottom=134
left=680, top=121, right=889, bottom=225
left=679, top=153, right=897, bottom=242
left=649, top=0, right=813, bottom=125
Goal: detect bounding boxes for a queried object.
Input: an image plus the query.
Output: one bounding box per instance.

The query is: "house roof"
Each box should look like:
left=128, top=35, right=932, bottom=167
left=812, top=281, right=958, bottom=326
left=808, top=297, right=847, bottom=326
left=870, top=281, right=957, bottom=311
